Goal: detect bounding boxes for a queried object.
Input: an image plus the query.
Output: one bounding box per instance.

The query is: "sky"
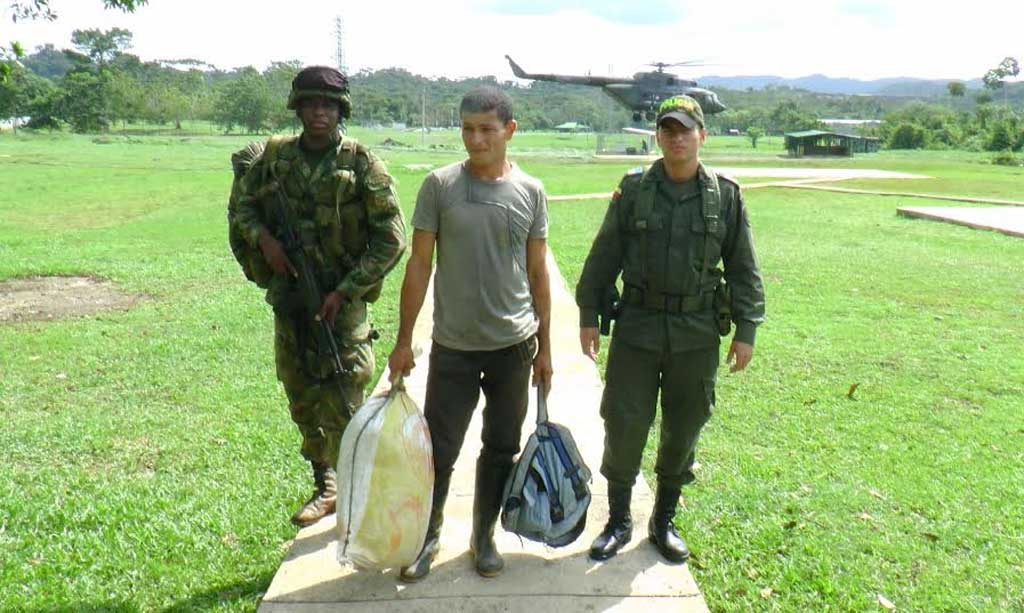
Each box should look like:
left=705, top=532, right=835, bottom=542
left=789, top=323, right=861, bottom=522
left=4, top=0, right=1023, bottom=82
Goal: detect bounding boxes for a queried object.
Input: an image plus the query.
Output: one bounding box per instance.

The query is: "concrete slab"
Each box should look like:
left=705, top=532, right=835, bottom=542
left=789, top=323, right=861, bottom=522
left=898, top=206, right=1024, bottom=238
left=259, top=251, right=709, bottom=612
left=787, top=184, right=1024, bottom=207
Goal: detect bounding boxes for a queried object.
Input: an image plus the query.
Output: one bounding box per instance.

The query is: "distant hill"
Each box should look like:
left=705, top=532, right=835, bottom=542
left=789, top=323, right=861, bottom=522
left=697, top=74, right=984, bottom=97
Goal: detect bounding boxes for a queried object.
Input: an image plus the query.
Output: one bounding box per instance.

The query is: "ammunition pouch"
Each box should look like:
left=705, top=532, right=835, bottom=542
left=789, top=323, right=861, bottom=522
left=713, top=280, right=732, bottom=337
left=621, top=285, right=713, bottom=314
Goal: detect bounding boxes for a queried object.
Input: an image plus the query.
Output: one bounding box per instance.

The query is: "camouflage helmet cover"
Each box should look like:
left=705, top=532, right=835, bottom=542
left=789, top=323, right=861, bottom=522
left=288, top=65, right=352, bottom=118
left=656, top=94, right=704, bottom=129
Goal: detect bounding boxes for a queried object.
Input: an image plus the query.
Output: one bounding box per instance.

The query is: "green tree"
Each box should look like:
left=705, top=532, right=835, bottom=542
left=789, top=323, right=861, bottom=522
left=213, top=67, right=273, bottom=134
left=71, top=28, right=133, bottom=65
left=103, top=67, right=142, bottom=127
left=986, top=122, right=1013, bottom=151
left=997, top=57, right=1020, bottom=80
left=263, top=60, right=303, bottom=131
left=888, top=123, right=926, bottom=149
left=768, top=100, right=821, bottom=134
left=59, top=69, right=111, bottom=132
left=4, top=1, right=147, bottom=82
left=746, top=126, right=764, bottom=148
left=947, top=81, right=966, bottom=97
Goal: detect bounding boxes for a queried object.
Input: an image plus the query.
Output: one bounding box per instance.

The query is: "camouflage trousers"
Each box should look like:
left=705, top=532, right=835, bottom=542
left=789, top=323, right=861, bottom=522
left=274, top=315, right=374, bottom=467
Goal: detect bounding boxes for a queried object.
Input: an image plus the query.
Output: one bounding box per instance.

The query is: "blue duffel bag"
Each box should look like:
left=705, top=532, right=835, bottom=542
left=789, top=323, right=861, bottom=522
left=500, top=385, right=592, bottom=547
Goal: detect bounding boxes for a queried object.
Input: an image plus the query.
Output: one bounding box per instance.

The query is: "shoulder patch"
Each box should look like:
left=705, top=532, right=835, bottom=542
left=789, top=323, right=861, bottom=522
left=619, top=166, right=645, bottom=187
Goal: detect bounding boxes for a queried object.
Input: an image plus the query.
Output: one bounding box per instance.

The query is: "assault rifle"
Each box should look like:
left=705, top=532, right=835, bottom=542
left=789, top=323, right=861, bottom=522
left=268, top=180, right=352, bottom=382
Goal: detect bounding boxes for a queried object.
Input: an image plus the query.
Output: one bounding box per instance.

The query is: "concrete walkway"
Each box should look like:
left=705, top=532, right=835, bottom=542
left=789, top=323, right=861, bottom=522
left=898, top=206, right=1024, bottom=238
left=258, top=252, right=708, bottom=612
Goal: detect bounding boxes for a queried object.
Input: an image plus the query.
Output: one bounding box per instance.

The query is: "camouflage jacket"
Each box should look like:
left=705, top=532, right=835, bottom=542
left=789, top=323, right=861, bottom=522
left=232, top=134, right=406, bottom=329
left=575, top=160, right=765, bottom=352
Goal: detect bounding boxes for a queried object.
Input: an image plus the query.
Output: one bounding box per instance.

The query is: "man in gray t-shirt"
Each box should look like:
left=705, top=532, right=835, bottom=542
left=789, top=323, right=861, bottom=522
left=388, top=87, right=552, bottom=582
left=413, top=160, right=548, bottom=350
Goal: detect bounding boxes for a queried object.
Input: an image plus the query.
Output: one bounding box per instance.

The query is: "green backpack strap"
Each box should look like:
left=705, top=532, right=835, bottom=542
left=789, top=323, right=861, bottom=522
left=262, top=134, right=293, bottom=183
left=698, top=162, right=723, bottom=292
left=335, top=136, right=360, bottom=170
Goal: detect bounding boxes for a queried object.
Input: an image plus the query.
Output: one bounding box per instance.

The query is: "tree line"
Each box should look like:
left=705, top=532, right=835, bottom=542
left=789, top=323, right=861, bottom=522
left=2, top=26, right=1021, bottom=156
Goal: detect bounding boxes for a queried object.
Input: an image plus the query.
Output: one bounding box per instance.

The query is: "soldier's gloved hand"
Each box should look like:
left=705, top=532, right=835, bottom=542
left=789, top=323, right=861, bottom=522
left=316, top=291, right=344, bottom=326
left=579, top=327, right=600, bottom=362
left=726, top=340, right=754, bottom=373
left=258, top=229, right=297, bottom=278
left=387, top=342, right=416, bottom=384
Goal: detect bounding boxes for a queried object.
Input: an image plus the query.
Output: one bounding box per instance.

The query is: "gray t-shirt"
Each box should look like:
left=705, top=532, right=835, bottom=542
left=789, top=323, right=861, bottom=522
left=412, top=161, right=549, bottom=351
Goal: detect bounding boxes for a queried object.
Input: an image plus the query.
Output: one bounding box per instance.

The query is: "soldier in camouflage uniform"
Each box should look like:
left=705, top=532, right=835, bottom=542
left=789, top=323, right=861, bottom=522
left=575, top=95, right=765, bottom=563
left=230, top=66, right=407, bottom=527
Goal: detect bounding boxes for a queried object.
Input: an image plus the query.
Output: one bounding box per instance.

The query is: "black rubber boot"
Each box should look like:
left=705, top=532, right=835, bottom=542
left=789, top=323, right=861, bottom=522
left=589, top=483, right=633, bottom=561
left=470, top=458, right=512, bottom=577
left=647, top=483, right=689, bottom=563
left=399, top=471, right=452, bottom=583
left=290, top=462, right=337, bottom=528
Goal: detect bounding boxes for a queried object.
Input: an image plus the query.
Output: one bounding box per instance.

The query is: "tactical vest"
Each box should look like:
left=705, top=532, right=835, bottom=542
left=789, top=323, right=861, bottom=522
left=227, top=135, right=384, bottom=303
left=620, top=162, right=725, bottom=310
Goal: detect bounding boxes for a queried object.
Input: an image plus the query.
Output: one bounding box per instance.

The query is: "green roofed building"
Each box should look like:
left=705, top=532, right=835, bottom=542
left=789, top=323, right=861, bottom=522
left=784, top=130, right=880, bottom=157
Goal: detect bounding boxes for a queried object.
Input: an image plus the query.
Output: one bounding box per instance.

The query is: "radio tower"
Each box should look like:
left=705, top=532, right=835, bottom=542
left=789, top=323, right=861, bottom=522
left=334, top=16, right=348, bottom=75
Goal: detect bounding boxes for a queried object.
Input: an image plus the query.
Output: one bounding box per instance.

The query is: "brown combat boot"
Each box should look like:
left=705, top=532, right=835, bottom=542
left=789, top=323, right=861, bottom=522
left=290, top=462, right=337, bottom=528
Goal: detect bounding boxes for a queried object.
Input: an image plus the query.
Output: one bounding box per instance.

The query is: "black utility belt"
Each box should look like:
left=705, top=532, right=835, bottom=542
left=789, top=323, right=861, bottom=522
left=622, top=287, right=713, bottom=314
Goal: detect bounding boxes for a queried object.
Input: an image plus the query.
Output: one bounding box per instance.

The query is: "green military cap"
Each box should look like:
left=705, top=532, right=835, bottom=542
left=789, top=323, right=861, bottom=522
left=656, top=95, right=704, bottom=129
left=288, top=65, right=352, bottom=118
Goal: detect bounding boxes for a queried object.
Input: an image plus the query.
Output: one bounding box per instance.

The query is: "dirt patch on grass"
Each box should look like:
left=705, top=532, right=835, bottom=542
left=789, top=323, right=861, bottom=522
left=0, top=276, right=143, bottom=323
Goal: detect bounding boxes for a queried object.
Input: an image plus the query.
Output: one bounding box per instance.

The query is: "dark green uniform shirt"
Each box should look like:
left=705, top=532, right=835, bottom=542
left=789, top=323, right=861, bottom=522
left=575, top=160, right=765, bottom=353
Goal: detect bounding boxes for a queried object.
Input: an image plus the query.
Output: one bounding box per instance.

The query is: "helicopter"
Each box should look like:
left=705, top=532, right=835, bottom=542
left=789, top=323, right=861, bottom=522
left=505, top=55, right=726, bottom=123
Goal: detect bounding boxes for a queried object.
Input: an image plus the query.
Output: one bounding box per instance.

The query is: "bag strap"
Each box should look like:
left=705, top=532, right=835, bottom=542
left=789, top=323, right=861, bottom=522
left=336, top=136, right=360, bottom=171
left=536, top=383, right=549, bottom=425
left=261, top=134, right=292, bottom=183
left=698, top=163, right=722, bottom=292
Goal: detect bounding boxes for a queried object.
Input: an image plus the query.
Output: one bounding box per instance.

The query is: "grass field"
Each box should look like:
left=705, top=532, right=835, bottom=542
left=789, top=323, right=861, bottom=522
left=1, top=130, right=1022, bottom=611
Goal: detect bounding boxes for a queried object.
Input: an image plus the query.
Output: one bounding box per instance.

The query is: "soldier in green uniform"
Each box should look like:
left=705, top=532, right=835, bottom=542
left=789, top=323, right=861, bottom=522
left=229, top=66, right=407, bottom=527
left=575, top=95, right=765, bottom=563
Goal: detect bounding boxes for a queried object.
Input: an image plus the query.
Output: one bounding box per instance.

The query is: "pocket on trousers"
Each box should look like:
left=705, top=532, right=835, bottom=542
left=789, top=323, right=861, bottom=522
left=519, top=335, right=538, bottom=365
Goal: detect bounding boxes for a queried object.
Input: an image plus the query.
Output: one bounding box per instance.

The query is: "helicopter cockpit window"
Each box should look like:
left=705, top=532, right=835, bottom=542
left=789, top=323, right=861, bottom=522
left=667, top=78, right=676, bottom=85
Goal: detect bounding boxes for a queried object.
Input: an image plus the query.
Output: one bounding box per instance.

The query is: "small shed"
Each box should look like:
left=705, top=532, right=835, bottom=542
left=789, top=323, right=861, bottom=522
left=784, top=130, right=880, bottom=157
left=554, top=122, right=591, bottom=133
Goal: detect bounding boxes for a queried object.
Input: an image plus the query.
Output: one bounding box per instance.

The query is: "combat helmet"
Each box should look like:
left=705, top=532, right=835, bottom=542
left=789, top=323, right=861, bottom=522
left=288, top=65, right=352, bottom=118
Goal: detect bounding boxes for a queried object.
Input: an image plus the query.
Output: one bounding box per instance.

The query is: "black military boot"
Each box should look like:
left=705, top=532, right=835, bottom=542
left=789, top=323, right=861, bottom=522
left=470, top=458, right=512, bottom=577
left=399, top=472, right=452, bottom=583
left=648, top=483, right=689, bottom=563
left=290, top=461, right=337, bottom=528
left=589, top=483, right=633, bottom=561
